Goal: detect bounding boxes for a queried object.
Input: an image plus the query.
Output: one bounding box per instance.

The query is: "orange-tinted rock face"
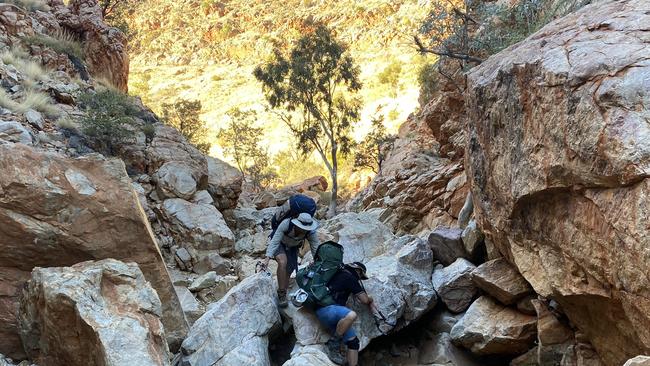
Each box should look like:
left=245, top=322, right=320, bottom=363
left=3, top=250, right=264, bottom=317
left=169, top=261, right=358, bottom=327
left=50, top=0, right=129, bottom=91
left=465, top=1, right=650, bottom=364
left=349, top=114, right=466, bottom=235
left=0, top=144, right=187, bottom=358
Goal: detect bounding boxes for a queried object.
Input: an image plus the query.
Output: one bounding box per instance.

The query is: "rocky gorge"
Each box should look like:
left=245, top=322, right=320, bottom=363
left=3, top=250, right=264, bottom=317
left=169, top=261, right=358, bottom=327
left=0, top=0, right=648, bottom=366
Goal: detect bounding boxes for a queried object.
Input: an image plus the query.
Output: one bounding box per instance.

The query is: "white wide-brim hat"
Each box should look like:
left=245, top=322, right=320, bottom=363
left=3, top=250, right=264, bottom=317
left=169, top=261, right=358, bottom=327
left=291, top=212, right=319, bottom=231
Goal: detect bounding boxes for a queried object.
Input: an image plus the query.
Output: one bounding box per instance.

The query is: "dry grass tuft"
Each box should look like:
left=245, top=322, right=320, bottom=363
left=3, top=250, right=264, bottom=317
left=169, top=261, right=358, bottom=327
left=20, top=90, right=60, bottom=117
left=56, top=116, right=79, bottom=130
left=24, top=29, right=85, bottom=60
left=0, top=89, right=20, bottom=111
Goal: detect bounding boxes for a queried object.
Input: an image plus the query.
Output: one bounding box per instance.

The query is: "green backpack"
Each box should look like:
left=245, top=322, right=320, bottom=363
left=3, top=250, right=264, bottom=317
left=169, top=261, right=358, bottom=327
left=296, top=241, right=344, bottom=308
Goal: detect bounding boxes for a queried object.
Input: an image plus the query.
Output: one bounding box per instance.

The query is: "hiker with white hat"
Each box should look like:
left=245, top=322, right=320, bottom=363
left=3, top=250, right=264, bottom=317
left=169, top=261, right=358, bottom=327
left=262, top=212, right=320, bottom=307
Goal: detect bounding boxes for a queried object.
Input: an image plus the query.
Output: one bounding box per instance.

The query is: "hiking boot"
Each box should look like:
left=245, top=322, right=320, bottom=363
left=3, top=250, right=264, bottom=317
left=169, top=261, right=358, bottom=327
left=277, top=289, right=288, bottom=308
left=325, top=337, right=345, bottom=365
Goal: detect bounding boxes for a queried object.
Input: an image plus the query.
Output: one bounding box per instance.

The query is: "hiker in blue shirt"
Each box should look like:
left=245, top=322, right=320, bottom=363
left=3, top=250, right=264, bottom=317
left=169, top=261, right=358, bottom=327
left=262, top=212, right=320, bottom=307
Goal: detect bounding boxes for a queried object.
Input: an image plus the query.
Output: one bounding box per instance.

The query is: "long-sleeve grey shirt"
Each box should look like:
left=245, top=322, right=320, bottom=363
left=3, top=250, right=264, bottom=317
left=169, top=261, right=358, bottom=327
left=266, top=217, right=320, bottom=258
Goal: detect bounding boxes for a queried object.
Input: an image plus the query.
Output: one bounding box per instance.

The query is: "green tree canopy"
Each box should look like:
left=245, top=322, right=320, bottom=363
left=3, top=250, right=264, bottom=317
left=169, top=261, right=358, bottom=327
left=253, top=24, right=362, bottom=216
left=218, top=108, right=278, bottom=191
left=354, top=113, right=396, bottom=174
left=161, top=99, right=211, bottom=154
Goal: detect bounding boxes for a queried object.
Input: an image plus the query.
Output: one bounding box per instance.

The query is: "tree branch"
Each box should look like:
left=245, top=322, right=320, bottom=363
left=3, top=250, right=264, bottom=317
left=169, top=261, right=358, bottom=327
left=413, top=35, right=483, bottom=64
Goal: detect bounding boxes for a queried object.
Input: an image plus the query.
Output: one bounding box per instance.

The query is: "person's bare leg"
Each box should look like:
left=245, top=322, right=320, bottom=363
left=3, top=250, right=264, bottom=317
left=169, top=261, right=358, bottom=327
left=347, top=349, right=359, bottom=366
left=275, top=253, right=288, bottom=291
left=335, top=311, right=357, bottom=337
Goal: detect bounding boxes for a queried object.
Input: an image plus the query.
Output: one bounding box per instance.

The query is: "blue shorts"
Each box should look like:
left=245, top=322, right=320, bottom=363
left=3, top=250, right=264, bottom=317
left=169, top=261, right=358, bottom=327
left=316, top=305, right=356, bottom=341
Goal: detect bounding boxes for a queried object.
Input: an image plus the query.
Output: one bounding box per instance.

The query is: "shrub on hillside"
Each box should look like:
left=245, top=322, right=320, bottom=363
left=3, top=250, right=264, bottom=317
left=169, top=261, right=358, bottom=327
left=78, top=89, right=140, bottom=155
left=353, top=113, right=396, bottom=174
left=160, top=99, right=211, bottom=154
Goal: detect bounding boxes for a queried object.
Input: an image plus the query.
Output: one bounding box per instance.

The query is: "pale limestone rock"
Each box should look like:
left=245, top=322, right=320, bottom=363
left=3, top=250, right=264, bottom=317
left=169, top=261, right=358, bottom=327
left=188, top=271, right=218, bottom=292
left=207, top=156, right=242, bottom=210
left=175, top=286, right=203, bottom=326
left=145, top=124, right=207, bottom=188
left=19, top=259, right=169, bottom=366
left=196, top=275, right=239, bottom=304
left=352, top=236, right=436, bottom=349
left=624, top=356, right=650, bottom=366
left=213, top=336, right=270, bottom=366
left=191, top=190, right=213, bottom=205
left=160, top=198, right=235, bottom=256
left=461, top=219, right=484, bottom=259
left=178, top=274, right=280, bottom=365
left=285, top=345, right=336, bottom=366
left=154, top=162, right=198, bottom=200
left=319, top=212, right=396, bottom=262
left=450, top=296, right=537, bottom=355
left=432, top=258, right=477, bottom=313
left=0, top=122, right=32, bottom=145
left=281, top=305, right=330, bottom=347
left=24, top=110, right=43, bottom=130
left=235, top=231, right=269, bottom=255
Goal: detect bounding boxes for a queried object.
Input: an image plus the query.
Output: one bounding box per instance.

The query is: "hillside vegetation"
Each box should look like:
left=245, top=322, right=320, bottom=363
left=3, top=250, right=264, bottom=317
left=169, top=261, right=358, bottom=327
left=123, top=0, right=431, bottom=188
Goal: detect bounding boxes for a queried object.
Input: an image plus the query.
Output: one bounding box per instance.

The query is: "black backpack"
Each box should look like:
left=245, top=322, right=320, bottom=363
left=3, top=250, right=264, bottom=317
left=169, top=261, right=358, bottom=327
left=270, top=194, right=317, bottom=236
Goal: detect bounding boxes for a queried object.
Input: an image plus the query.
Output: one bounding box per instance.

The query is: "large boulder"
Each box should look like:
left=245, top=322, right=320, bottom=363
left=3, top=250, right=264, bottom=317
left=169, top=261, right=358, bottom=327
left=145, top=124, right=207, bottom=188
left=159, top=198, right=235, bottom=256
left=319, top=212, right=396, bottom=262
left=154, top=162, right=198, bottom=200
left=428, top=227, right=468, bottom=266
left=206, top=156, right=242, bottom=210
left=177, top=274, right=280, bottom=365
left=450, top=296, right=537, bottom=355
left=284, top=346, right=336, bottom=366
left=0, top=144, right=187, bottom=358
left=280, top=306, right=330, bottom=347
left=465, top=1, right=650, bottom=363
left=19, top=259, right=169, bottom=366
left=432, top=258, right=477, bottom=313
left=352, top=236, right=436, bottom=348
left=471, top=258, right=533, bottom=305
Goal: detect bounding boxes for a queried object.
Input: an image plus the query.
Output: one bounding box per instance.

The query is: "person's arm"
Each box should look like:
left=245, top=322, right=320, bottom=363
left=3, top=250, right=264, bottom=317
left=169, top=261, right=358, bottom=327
left=355, top=291, right=379, bottom=314
left=348, top=275, right=379, bottom=314
left=307, top=229, right=320, bottom=258
left=264, top=219, right=290, bottom=266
